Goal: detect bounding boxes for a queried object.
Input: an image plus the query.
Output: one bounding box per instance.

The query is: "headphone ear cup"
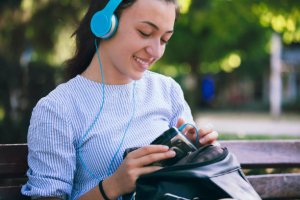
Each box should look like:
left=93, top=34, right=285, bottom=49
left=107, top=14, right=118, bottom=38
left=91, top=11, right=118, bottom=39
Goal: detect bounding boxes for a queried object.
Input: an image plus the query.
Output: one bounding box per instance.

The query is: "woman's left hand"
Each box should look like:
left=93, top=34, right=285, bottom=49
left=176, top=118, right=219, bottom=146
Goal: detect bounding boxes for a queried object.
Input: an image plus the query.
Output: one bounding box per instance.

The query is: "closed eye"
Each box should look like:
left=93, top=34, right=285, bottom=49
left=161, top=35, right=172, bottom=45
left=138, top=30, right=151, bottom=37
left=161, top=38, right=168, bottom=45
left=138, top=30, right=170, bottom=45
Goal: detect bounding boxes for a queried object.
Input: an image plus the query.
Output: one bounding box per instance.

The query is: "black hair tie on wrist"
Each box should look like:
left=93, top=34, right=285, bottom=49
left=99, top=180, right=110, bottom=200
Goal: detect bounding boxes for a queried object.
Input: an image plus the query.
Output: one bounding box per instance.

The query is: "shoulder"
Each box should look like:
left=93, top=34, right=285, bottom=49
left=143, top=70, right=173, bottom=82
left=32, top=76, right=81, bottom=118
left=142, top=70, right=182, bottom=91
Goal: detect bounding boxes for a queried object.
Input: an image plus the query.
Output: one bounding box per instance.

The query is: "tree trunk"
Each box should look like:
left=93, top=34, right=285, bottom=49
left=270, top=33, right=282, bottom=119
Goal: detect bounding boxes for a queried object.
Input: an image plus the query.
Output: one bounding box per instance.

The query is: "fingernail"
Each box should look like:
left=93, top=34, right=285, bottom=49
left=212, top=141, right=221, bottom=146
left=199, top=138, right=206, bottom=144
left=168, top=151, right=176, bottom=156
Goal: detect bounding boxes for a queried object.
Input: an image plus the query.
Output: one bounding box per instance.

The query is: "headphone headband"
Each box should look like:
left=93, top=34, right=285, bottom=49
left=90, top=0, right=123, bottom=38
left=104, top=0, right=122, bottom=16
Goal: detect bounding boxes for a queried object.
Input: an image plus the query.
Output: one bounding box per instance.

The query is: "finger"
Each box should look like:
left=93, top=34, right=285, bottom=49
left=180, top=124, right=196, bottom=135
left=199, top=131, right=218, bottom=145
left=136, top=165, right=163, bottom=176
left=184, top=128, right=197, bottom=142
left=185, top=126, right=197, bottom=135
left=199, top=123, right=214, bottom=137
left=135, top=150, right=176, bottom=167
left=212, top=141, right=221, bottom=146
left=184, top=132, right=196, bottom=142
left=176, top=118, right=185, bottom=128
left=127, top=145, right=170, bottom=159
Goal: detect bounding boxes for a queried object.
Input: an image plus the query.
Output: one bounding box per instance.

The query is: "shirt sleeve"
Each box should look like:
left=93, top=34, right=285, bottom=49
left=168, top=77, right=195, bottom=127
left=21, top=97, right=76, bottom=199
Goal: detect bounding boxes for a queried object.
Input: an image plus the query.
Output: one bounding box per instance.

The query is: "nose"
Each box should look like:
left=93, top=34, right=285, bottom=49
left=145, top=40, right=165, bottom=59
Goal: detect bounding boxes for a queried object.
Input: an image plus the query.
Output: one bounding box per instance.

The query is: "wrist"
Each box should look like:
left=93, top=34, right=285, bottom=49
left=101, top=177, right=119, bottom=200
left=99, top=180, right=110, bottom=200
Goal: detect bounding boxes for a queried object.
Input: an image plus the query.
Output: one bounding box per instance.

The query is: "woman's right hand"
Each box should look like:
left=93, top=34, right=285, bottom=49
left=103, top=145, right=176, bottom=199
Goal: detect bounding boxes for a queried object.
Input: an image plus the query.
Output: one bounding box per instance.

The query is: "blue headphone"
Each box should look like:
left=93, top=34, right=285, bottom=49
left=90, top=0, right=123, bottom=39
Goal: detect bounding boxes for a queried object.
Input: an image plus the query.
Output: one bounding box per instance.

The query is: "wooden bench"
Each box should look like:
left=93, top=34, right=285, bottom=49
left=1, top=140, right=300, bottom=199
left=220, top=140, right=300, bottom=199
left=0, top=144, right=29, bottom=200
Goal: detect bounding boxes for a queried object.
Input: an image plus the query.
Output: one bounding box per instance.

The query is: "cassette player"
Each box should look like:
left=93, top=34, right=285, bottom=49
left=150, top=127, right=197, bottom=166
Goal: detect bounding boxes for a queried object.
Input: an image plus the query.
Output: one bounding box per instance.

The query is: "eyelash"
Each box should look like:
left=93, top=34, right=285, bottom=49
left=138, top=31, right=168, bottom=45
left=161, top=39, right=168, bottom=44
left=139, top=30, right=150, bottom=37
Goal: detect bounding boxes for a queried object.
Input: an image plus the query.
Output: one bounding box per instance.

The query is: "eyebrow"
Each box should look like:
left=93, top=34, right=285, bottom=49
left=140, top=21, right=174, bottom=34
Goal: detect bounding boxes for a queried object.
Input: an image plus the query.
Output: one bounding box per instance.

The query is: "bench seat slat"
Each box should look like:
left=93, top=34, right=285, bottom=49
left=0, top=164, right=28, bottom=178
left=248, top=173, right=300, bottom=199
left=0, top=144, right=28, bottom=178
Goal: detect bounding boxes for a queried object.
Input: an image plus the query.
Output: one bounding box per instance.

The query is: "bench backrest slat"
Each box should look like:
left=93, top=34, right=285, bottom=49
left=0, top=186, right=30, bottom=200
left=0, top=144, right=28, bottom=178
left=220, top=140, right=300, bottom=168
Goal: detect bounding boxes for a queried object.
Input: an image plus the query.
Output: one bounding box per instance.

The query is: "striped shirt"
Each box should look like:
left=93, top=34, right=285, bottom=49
left=21, top=70, right=194, bottom=199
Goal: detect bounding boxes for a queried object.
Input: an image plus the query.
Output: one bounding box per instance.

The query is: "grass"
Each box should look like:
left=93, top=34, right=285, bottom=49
left=219, top=133, right=300, bottom=140
left=244, top=167, right=300, bottom=176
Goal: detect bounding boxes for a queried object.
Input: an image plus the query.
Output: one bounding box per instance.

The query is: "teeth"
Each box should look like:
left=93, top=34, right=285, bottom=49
left=134, top=56, right=149, bottom=65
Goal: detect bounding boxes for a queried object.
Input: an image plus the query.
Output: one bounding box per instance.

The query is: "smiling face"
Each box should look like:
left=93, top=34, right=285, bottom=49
left=99, top=0, right=176, bottom=84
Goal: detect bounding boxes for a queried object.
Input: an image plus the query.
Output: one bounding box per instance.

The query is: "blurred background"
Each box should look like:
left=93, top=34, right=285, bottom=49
left=0, top=0, right=300, bottom=143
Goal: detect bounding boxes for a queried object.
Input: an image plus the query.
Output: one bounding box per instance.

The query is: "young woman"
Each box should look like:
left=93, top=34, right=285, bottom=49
left=22, top=0, right=218, bottom=199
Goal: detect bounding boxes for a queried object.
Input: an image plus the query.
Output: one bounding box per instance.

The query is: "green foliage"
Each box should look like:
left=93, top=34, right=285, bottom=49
left=163, top=0, right=300, bottom=75
left=0, top=0, right=87, bottom=143
left=0, top=0, right=21, bottom=10
left=160, top=0, right=300, bottom=110
left=219, top=134, right=300, bottom=141
left=0, top=0, right=299, bottom=143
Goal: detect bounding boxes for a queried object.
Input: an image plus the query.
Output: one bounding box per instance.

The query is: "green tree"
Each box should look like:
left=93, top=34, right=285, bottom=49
left=0, top=0, right=87, bottom=143
left=1, top=0, right=300, bottom=143
left=159, top=0, right=300, bottom=110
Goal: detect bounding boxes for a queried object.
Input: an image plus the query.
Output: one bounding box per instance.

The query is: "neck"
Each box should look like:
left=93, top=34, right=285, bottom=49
left=81, top=48, right=132, bottom=85
left=81, top=51, right=104, bottom=83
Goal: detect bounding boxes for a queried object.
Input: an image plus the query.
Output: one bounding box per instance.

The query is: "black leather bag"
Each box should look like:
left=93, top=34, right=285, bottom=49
left=124, top=144, right=261, bottom=200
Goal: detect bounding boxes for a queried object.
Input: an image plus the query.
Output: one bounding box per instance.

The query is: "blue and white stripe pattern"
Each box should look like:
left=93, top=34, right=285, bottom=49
left=21, top=70, right=194, bottom=199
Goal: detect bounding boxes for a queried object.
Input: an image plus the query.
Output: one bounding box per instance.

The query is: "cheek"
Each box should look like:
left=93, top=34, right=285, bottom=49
left=118, top=35, right=145, bottom=55
left=112, top=26, right=147, bottom=56
left=160, top=46, right=166, bottom=58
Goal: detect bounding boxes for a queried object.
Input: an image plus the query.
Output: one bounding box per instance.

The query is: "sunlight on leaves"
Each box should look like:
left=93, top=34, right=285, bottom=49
left=283, top=32, right=294, bottom=44
left=252, top=3, right=300, bottom=44
left=200, top=62, right=221, bottom=74
left=0, top=107, right=4, bottom=121
left=21, top=0, right=34, bottom=21
left=21, top=0, right=33, bottom=12
left=221, top=53, right=241, bottom=73
left=47, top=26, right=75, bottom=66
left=271, top=15, right=286, bottom=33
left=178, top=0, right=191, bottom=14
left=163, top=65, right=179, bottom=77
left=286, top=18, right=296, bottom=32
left=151, top=62, right=191, bottom=78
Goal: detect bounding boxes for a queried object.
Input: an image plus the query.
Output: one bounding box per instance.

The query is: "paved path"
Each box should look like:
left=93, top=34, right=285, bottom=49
left=194, top=112, right=300, bottom=137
